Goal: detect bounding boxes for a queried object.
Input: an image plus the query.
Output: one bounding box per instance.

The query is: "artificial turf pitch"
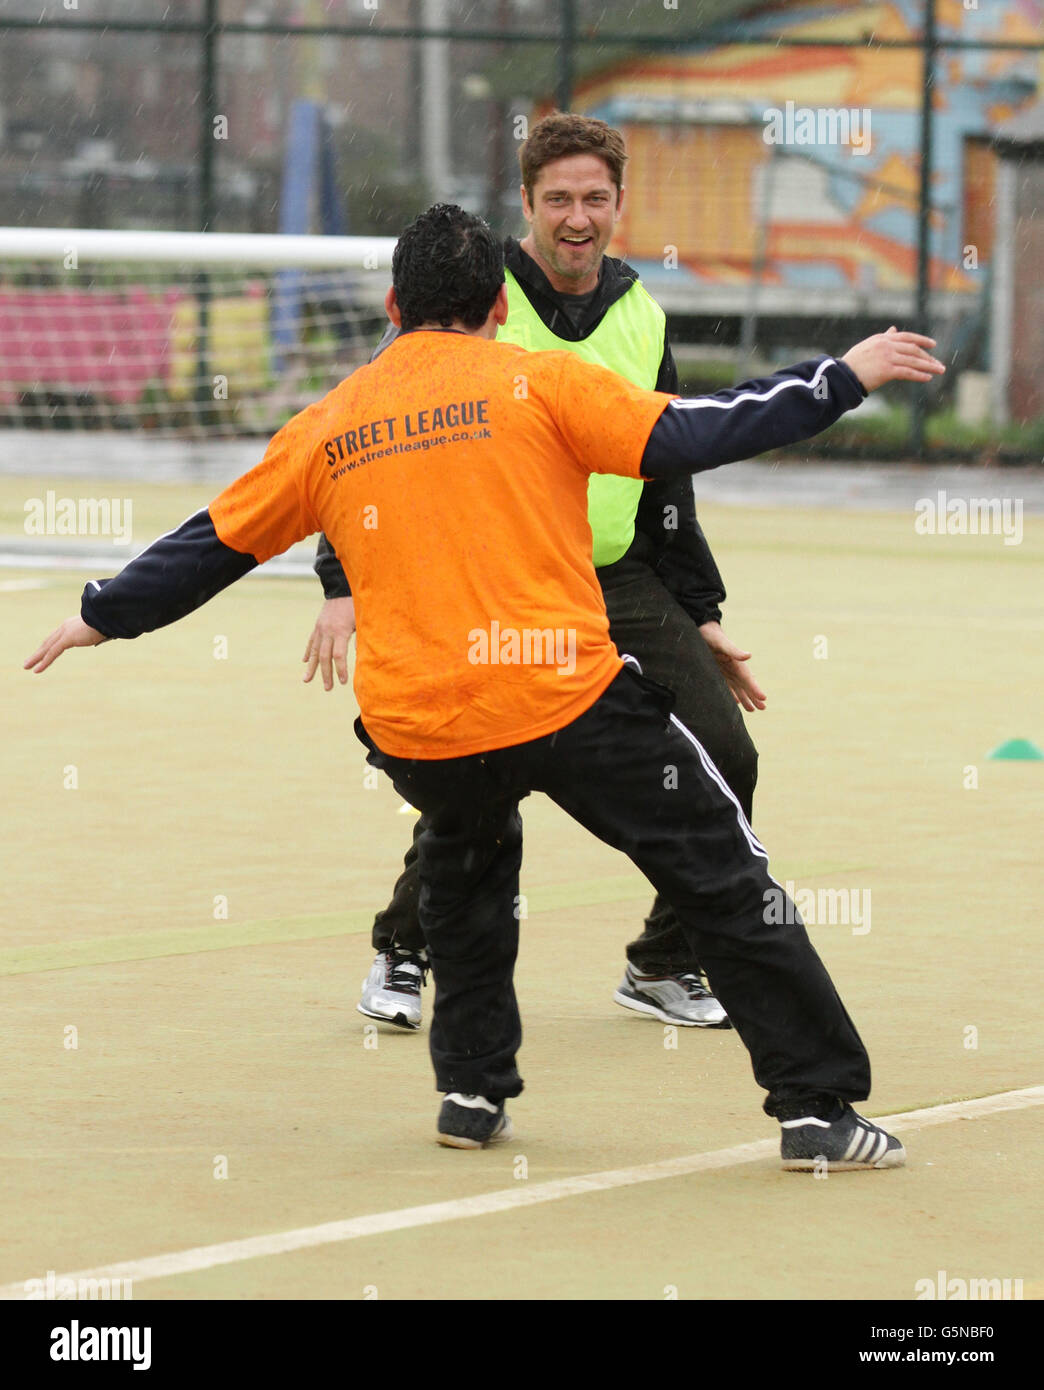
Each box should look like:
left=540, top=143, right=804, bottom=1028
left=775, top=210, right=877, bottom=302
left=2, top=493, right=1041, bottom=1300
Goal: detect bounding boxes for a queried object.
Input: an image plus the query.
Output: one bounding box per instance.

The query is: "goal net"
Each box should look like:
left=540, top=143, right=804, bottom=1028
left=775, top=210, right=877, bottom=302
left=0, top=229, right=395, bottom=437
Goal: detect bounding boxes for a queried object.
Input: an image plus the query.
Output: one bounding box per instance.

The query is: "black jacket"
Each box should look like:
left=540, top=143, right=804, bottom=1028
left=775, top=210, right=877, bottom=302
left=315, top=238, right=728, bottom=625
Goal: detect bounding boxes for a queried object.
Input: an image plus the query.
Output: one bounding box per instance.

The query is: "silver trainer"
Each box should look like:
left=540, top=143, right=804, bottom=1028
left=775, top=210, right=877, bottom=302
left=357, top=949, right=427, bottom=1030
left=613, top=964, right=730, bottom=1028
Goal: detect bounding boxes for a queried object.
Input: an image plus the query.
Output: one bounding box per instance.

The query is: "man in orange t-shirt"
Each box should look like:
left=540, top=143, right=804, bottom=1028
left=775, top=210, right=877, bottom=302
left=207, top=324, right=666, bottom=761
left=26, top=205, right=944, bottom=1169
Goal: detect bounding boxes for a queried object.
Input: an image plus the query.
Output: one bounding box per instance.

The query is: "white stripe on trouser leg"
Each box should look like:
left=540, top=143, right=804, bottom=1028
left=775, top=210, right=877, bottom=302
left=621, top=658, right=781, bottom=895
left=667, top=711, right=770, bottom=865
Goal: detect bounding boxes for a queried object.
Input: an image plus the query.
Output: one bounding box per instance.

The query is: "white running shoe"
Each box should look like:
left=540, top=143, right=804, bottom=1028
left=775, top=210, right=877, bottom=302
left=357, top=949, right=427, bottom=1030
left=613, top=963, right=730, bottom=1028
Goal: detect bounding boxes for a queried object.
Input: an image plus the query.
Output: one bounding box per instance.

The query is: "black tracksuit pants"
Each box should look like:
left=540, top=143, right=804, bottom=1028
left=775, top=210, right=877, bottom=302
left=371, top=555, right=759, bottom=974
left=356, top=665, right=870, bottom=1116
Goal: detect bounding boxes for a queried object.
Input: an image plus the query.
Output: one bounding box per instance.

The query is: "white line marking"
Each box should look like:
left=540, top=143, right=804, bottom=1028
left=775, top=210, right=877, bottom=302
left=1, top=1085, right=1039, bottom=1298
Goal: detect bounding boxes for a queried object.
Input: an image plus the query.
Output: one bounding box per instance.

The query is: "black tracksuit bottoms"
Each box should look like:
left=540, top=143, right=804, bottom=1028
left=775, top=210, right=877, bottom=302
left=355, top=664, right=871, bottom=1117
left=371, top=554, right=759, bottom=974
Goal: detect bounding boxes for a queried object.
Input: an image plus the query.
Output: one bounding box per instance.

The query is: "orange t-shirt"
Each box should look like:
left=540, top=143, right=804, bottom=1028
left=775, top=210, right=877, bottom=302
left=209, top=330, right=671, bottom=758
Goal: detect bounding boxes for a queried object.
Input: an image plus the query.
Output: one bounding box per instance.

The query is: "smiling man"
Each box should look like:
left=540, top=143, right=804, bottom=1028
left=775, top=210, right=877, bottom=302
left=308, top=115, right=764, bottom=1035
left=520, top=139, right=615, bottom=288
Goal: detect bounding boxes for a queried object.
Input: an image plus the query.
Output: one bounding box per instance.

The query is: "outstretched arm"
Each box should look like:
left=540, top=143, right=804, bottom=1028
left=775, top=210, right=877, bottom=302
left=23, top=509, right=261, bottom=672
left=24, top=411, right=321, bottom=673
left=640, top=329, right=943, bottom=479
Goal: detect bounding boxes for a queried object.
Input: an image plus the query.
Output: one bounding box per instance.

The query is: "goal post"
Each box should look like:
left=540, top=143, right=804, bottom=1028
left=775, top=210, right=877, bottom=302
left=0, top=228, right=397, bottom=269
left=0, top=228, right=397, bottom=437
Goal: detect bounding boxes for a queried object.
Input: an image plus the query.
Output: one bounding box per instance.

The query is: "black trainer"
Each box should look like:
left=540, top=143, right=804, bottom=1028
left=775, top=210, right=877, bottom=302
left=780, top=1100, right=905, bottom=1171
left=436, top=1093, right=513, bottom=1149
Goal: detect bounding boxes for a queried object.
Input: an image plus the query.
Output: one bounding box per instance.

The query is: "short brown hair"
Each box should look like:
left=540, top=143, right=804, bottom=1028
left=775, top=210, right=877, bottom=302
left=519, top=112, right=627, bottom=201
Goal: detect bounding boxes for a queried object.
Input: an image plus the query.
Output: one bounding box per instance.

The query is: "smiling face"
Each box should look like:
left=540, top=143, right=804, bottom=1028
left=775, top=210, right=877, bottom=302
left=519, top=153, right=624, bottom=295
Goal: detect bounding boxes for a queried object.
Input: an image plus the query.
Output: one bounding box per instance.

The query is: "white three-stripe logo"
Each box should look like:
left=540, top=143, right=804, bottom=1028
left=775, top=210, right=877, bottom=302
left=844, top=1123, right=885, bottom=1163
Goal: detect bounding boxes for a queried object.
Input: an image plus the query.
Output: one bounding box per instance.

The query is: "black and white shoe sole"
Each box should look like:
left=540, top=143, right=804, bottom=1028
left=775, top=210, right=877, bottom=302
left=356, top=1002, right=421, bottom=1031
left=781, top=1147, right=906, bottom=1172
left=437, top=1115, right=514, bottom=1150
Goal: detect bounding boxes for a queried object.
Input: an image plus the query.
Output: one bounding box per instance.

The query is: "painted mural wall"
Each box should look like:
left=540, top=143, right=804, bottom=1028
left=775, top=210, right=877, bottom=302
left=572, top=0, right=1042, bottom=306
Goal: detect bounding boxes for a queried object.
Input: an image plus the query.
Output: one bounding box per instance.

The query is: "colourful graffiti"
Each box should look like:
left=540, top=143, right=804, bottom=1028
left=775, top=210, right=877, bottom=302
left=569, top=0, right=1041, bottom=303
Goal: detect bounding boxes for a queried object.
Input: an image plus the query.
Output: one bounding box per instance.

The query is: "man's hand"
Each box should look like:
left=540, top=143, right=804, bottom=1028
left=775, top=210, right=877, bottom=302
left=302, top=596, right=356, bottom=691
left=24, top=616, right=107, bottom=673
left=841, top=326, right=945, bottom=392
left=698, top=621, right=767, bottom=713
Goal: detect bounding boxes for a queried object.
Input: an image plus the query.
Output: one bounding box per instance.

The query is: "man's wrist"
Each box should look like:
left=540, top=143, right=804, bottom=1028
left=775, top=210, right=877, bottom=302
left=835, top=355, right=869, bottom=398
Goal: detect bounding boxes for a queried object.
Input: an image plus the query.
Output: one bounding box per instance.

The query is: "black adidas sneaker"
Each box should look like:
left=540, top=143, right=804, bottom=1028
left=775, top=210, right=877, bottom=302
left=436, top=1093, right=513, bottom=1149
left=780, top=1101, right=906, bottom=1171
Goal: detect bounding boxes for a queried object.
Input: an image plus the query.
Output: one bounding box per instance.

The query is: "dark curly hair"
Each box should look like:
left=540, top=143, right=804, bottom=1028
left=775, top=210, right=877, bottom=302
left=392, top=204, right=505, bottom=332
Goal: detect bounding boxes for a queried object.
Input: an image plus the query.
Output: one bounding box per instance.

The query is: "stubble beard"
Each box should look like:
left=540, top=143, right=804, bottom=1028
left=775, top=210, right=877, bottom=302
left=534, top=226, right=605, bottom=288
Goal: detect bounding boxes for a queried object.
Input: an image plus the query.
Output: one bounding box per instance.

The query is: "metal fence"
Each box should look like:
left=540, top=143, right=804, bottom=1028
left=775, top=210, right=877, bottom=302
left=1, top=0, right=1042, bottom=455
